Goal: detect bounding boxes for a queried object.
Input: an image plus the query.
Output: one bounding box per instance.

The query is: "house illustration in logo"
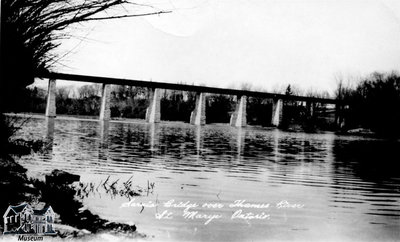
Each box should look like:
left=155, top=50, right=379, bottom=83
left=3, top=203, right=56, bottom=235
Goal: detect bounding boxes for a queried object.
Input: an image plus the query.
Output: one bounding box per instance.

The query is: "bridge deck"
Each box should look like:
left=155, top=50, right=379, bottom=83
left=39, top=72, right=339, bottom=104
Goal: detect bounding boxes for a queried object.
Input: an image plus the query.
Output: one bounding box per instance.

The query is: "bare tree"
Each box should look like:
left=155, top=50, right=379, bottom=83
left=240, top=82, right=252, bottom=91
left=78, top=84, right=101, bottom=99
left=57, top=86, right=72, bottom=100
left=0, top=0, right=170, bottom=110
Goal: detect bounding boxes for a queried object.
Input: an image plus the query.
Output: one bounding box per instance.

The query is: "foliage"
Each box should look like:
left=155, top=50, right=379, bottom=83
left=0, top=114, right=32, bottom=155
left=246, top=97, right=270, bottom=126
left=206, top=94, right=234, bottom=124
left=161, top=90, right=196, bottom=122
left=337, top=72, right=400, bottom=137
left=110, top=85, right=149, bottom=118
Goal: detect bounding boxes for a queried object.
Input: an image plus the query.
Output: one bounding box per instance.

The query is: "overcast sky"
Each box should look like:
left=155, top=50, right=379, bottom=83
left=44, top=0, right=400, bottom=95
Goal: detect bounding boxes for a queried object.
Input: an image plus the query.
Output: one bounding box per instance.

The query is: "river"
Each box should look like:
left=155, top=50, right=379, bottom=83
left=13, top=115, right=400, bottom=241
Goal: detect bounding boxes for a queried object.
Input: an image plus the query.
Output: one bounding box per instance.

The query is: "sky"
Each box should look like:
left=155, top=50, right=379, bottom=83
left=38, top=0, right=400, bottom=96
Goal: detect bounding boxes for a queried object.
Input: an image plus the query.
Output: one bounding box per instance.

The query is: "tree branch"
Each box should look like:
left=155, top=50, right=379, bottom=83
left=85, top=10, right=172, bottom=21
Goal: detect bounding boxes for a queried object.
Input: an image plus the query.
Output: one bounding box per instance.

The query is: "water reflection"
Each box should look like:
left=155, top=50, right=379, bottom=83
left=328, top=139, right=400, bottom=228
left=195, top=125, right=202, bottom=158
left=98, top=121, right=109, bottom=161
left=273, top=129, right=280, bottom=163
left=44, top=117, right=55, bottom=156
left=235, top=127, right=245, bottom=160
left=45, top=117, right=55, bottom=139
left=99, top=120, right=110, bottom=145
left=148, top=123, right=160, bottom=152
left=15, top=117, right=400, bottom=241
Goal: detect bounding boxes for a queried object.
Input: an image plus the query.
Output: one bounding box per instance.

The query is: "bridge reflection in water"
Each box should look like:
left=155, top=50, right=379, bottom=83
left=17, top=116, right=400, bottom=241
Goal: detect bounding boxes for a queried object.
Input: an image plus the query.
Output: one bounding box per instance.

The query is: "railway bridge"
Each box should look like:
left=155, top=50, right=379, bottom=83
left=39, top=72, right=345, bottom=127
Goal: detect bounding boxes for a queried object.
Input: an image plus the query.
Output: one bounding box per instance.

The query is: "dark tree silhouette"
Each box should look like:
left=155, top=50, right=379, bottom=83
left=336, top=72, right=400, bottom=137
left=0, top=0, right=170, bottom=111
left=285, top=84, right=293, bottom=96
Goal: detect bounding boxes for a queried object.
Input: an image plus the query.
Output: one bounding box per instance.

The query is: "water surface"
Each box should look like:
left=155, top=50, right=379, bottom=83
left=15, top=116, right=400, bottom=241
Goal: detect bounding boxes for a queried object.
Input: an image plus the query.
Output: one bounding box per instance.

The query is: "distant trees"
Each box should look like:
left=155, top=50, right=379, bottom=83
left=56, top=85, right=101, bottom=115
left=246, top=97, right=271, bottom=126
left=15, top=85, right=100, bottom=115
left=161, top=90, right=196, bottom=122
left=110, top=85, right=148, bottom=118
left=336, top=72, right=400, bottom=137
left=78, top=85, right=101, bottom=99
left=206, top=94, right=234, bottom=124
left=285, top=85, right=293, bottom=96
left=278, top=84, right=334, bottom=131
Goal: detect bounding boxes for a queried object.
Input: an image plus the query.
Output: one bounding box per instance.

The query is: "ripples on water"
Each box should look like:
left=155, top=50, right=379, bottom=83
left=15, top=116, right=400, bottom=241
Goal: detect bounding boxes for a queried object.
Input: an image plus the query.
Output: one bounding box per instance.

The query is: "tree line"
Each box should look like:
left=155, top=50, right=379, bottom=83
left=336, top=72, right=400, bottom=138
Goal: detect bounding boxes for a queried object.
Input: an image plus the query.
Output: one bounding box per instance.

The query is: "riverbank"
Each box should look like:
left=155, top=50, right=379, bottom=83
left=0, top=147, right=145, bottom=239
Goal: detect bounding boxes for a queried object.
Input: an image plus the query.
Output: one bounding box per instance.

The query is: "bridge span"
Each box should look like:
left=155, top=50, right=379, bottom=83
left=38, top=72, right=344, bottom=127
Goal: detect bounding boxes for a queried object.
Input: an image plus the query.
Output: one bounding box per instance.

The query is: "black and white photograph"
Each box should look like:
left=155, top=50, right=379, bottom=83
left=1, top=0, right=400, bottom=241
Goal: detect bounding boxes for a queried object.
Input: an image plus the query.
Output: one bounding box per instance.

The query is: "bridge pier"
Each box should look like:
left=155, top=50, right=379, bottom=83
left=306, top=101, right=315, bottom=117
left=146, top=88, right=161, bottom=123
left=190, top=92, right=206, bottom=125
left=230, top=95, right=247, bottom=127
left=99, top=84, right=111, bottom=121
left=45, top=79, right=57, bottom=117
left=271, top=98, right=283, bottom=127
left=335, top=104, right=345, bottom=128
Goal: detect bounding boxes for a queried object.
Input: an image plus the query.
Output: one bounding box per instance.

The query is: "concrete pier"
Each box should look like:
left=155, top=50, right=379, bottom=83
left=271, top=98, right=283, bottom=127
left=306, top=101, right=315, bottom=117
left=190, top=92, right=206, bottom=125
left=230, top=95, right=247, bottom=127
left=146, top=88, right=161, bottom=123
left=335, top=104, right=345, bottom=128
left=99, top=84, right=111, bottom=121
left=45, top=79, right=57, bottom=117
